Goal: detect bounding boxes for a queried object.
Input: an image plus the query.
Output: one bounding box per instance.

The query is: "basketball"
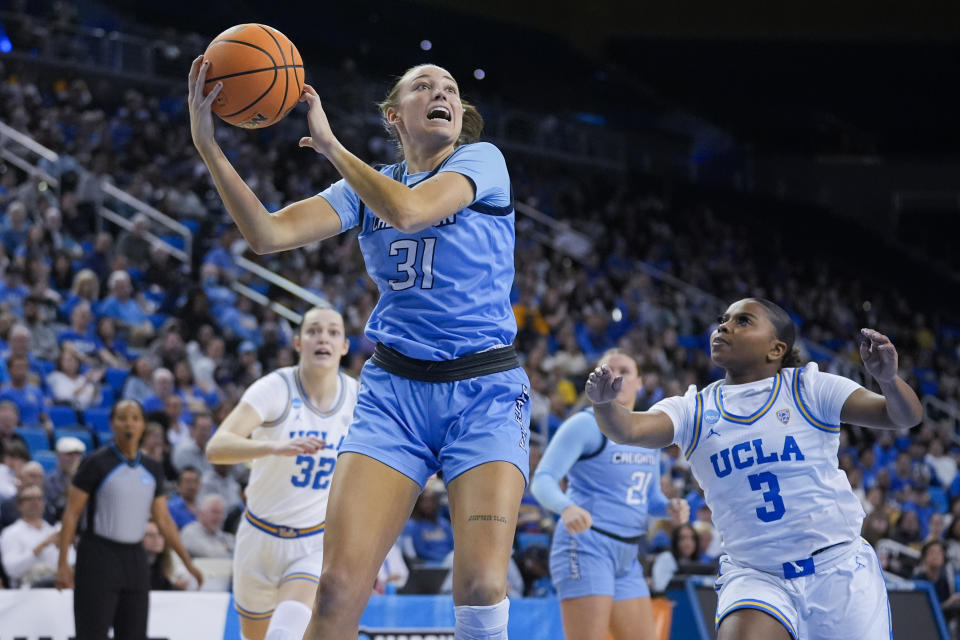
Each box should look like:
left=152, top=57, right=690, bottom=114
left=201, top=24, right=304, bottom=129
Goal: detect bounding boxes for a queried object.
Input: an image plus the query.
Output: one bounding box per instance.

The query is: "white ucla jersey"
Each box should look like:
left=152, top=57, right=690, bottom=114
left=652, top=363, right=864, bottom=570
left=241, top=366, right=358, bottom=529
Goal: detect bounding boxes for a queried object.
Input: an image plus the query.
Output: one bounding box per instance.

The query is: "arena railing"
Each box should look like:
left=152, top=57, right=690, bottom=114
left=0, top=10, right=168, bottom=79
left=0, top=119, right=192, bottom=266
left=231, top=255, right=330, bottom=325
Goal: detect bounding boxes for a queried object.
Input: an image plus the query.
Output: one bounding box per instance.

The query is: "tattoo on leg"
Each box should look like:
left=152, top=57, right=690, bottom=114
left=467, top=514, right=508, bottom=523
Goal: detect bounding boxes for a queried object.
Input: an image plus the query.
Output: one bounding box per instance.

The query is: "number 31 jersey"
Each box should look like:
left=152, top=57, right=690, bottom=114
left=241, top=366, right=358, bottom=528
left=319, top=142, right=517, bottom=361
left=651, top=363, right=864, bottom=570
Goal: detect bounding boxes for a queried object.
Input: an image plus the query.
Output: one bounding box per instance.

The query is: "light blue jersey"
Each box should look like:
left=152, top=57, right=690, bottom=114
left=534, top=408, right=665, bottom=601
left=319, top=142, right=516, bottom=360
left=532, top=408, right=668, bottom=538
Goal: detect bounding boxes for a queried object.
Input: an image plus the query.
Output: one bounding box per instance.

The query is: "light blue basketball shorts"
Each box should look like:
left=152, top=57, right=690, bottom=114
left=549, top=524, right=650, bottom=601
left=340, top=361, right=532, bottom=488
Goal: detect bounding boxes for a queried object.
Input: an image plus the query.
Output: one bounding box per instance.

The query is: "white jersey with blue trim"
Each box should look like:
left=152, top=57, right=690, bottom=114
left=651, top=363, right=864, bottom=570
left=240, top=366, right=358, bottom=529
left=318, top=142, right=517, bottom=360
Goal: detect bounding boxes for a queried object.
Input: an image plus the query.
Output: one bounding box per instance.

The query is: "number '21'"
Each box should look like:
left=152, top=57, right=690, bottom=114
left=291, top=456, right=335, bottom=489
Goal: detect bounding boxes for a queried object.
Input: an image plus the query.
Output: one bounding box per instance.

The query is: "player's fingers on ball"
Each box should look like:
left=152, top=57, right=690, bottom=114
left=202, top=82, right=222, bottom=107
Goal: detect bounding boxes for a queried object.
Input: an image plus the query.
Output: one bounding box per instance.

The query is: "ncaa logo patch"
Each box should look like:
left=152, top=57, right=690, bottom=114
left=292, top=397, right=303, bottom=410
left=704, top=409, right=721, bottom=424
left=776, top=408, right=791, bottom=425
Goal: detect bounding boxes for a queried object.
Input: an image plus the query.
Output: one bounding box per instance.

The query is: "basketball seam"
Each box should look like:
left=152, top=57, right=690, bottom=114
left=207, top=38, right=277, bottom=66
left=291, top=45, right=302, bottom=97
left=222, top=67, right=279, bottom=119
left=286, top=44, right=302, bottom=119
left=257, top=25, right=290, bottom=121
left=205, top=65, right=303, bottom=84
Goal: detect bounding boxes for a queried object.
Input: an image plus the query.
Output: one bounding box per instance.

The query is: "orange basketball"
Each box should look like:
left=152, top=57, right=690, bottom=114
left=202, top=24, right=304, bottom=129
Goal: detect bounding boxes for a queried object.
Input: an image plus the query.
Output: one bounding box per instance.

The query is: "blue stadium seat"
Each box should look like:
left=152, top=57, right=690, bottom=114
left=516, top=532, right=551, bottom=552
left=83, top=407, right=111, bottom=434
left=181, top=219, right=200, bottom=234
left=14, top=427, right=50, bottom=454
left=160, top=234, right=186, bottom=251
left=35, top=359, right=55, bottom=378
left=105, top=368, right=130, bottom=395
left=55, top=427, right=94, bottom=453
left=32, top=450, right=58, bottom=473
left=48, top=405, right=80, bottom=428
left=96, top=432, right=113, bottom=448
left=148, top=313, right=169, bottom=329
left=98, top=387, right=115, bottom=408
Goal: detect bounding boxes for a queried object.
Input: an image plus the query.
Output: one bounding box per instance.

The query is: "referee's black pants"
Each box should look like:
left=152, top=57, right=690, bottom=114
left=74, top=534, right=150, bottom=640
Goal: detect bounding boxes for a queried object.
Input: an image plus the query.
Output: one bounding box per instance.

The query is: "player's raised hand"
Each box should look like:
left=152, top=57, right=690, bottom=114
left=586, top=365, right=622, bottom=404
left=298, top=84, right=338, bottom=156
left=187, top=56, right=222, bottom=153
left=667, top=498, right=690, bottom=525
left=561, top=504, right=593, bottom=534
left=859, top=328, right=898, bottom=383
left=272, top=437, right=326, bottom=457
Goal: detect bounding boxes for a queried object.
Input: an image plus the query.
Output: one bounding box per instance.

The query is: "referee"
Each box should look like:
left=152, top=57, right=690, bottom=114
left=56, top=399, right=203, bottom=640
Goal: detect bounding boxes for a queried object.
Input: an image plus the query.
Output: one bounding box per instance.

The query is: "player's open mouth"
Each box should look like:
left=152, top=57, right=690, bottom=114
left=712, top=337, right=729, bottom=347
left=427, top=106, right=451, bottom=121
left=314, top=348, right=332, bottom=357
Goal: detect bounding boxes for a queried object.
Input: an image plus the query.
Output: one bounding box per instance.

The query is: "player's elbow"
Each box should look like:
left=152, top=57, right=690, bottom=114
left=204, top=437, right=228, bottom=463
left=246, top=234, right=282, bottom=255
left=386, top=206, right=423, bottom=233
left=898, top=405, right=924, bottom=429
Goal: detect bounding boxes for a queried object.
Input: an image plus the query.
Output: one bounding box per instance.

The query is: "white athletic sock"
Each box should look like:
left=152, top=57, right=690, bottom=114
left=454, top=597, right=509, bottom=640
left=264, top=600, right=313, bottom=640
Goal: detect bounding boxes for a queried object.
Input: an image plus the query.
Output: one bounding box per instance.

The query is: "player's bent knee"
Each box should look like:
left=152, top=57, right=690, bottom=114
left=454, top=573, right=507, bottom=606
left=313, top=570, right=364, bottom=620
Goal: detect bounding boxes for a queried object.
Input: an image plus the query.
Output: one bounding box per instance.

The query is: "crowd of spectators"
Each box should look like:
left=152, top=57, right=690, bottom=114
left=0, top=40, right=958, bottom=638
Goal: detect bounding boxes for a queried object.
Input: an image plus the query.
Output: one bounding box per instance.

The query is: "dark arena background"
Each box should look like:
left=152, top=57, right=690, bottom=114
left=0, top=0, right=958, bottom=638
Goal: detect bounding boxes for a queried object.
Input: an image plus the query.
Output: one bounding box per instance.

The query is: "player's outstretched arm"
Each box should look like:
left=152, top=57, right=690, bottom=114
left=840, top=328, right=923, bottom=430
left=187, top=58, right=342, bottom=254
left=298, top=84, right=476, bottom=233
left=205, top=402, right=325, bottom=464
left=586, top=365, right=674, bottom=448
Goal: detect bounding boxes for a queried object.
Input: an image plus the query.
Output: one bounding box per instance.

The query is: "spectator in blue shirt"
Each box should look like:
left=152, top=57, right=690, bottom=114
left=0, top=354, right=47, bottom=428
left=141, top=367, right=178, bottom=415
left=0, top=201, right=29, bottom=256
left=201, top=227, right=240, bottom=278
left=859, top=446, right=881, bottom=490
left=401, top=481, right=454, bottom=564
left=80, top=231, right=113, bottom=286
left=888, top=451, right=913, bottom=497
left=96, top=270, right=154, bottom=343
left=0, top=264, right=29, bottom=316
left=166, top=466, right=201, bottom=529
left=60, top=269, right=100, bottom=321
left=58, top=301, right=102, bottom=363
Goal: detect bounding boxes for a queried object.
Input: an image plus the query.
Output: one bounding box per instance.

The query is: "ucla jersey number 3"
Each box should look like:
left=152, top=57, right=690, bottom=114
left=748, top=471, right=786, bottom=522
left=389, top=238, right=437, bottom=290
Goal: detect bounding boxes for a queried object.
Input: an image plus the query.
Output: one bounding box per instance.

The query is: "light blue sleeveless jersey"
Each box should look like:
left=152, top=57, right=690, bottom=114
left=549, top=409, right=666, bottom=538
left=319, top=142, right=516, bottom=360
